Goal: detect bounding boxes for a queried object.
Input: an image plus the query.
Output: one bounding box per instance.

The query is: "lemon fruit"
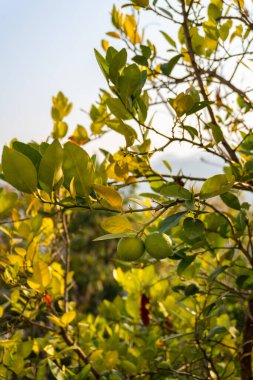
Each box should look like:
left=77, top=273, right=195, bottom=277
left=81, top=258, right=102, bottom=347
left=116, top=236, right=145, bottom=261
left=145, top=232, right=173, bottom=259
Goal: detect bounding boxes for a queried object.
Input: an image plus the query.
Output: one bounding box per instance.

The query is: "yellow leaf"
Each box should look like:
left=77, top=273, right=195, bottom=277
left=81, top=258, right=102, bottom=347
left=28, top=260, right=51, bottom=290
left=102, top=39, right=109, bottom=51
left=101, top=215, right=133, bottom=233
left=106, top=31, right=121, bottom=39
left=123, top=15, right=141, bottom=44
left=47, top=315, right=64, bottom=327
left=94, top=184, right=123, bottom=209
left=61, top=310, right=76, bottom=326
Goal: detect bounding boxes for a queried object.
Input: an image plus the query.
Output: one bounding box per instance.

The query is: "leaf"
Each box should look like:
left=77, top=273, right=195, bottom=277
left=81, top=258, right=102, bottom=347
left=106, top=119, right=137, bottom=147
left=118, top=64, right=142, bottom=103
left=200, top=174, right=235, bottom=199
left=106, top=98, right=132, bottom=120
left=93, top=233, right=131, bottom=241
left=2, top=146, right=37, bottom=194
left=100, top=215, right=133, bottom=233
left=184, top=283, right=199, bottom=296
left=74, top=365, right=91, bottom=380
left=63, top=142, right=94, bottom=197
left=186, top=100, right=213, bottom=116
left=132, top=55, right=148, bottom=66
left=133, top=0, right=149, bottom=6
left=109, top=48, right=127, bottom=84
left=220, top=192, right=240, bottom=210
left=208, top=265, right=228, bottom=283
left=160, top=183, right=192, bottom=200
left=160, top=31, right=177, bottom=48
left=106, top=31, right=121, bottom=39
left=183, top=218, right=205, bottom=240
left=208, top=3, right=222, bottom=20
left=61, top=311, right=76, bottom=326
left=48, top=359, right=68, bottom=380
left=173, top=93, right=194, bottom=117
left=208, top=326, right=227, bottom=339
left=210, top=122, right=224, bottom=144
left=181, top=125, right=198, bottom=140
left=159, top=211, right=187, bottom=233
left=0, top=192, right=18, bottom=219
left=27, top=260, right=51, bottom=290
left=94, top=184, right=123, bottom=209
left=13, top=141, right=42, bottom=171
left=38, top=140, right=63, bottom=193
left=94, top=49, right=109, bottom=80
left=241, top=133, right=253, bottom=151
left=177, top=255, right=196, bottom=276
left=160, top=55, right=182, bottom=77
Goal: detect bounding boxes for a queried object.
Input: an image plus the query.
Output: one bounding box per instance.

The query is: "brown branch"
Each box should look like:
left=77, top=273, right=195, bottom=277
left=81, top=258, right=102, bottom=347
left=201, top=68, right=253, bottom=107
left=181, top=0, right=239, bottom=164
left=62, top=213, right=71, bottom=313
left=241, top=299, right=253, bottom=380
left=60, top=327, right=100, bottom=379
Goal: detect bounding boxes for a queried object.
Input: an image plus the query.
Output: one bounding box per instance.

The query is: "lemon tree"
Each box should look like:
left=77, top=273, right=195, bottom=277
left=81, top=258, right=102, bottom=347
left=1, top=0, right=253, bottom=379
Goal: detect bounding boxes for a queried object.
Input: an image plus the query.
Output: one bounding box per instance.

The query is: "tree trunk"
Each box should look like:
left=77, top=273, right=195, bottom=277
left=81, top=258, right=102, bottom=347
left=241, top=299, right=253, bottom=380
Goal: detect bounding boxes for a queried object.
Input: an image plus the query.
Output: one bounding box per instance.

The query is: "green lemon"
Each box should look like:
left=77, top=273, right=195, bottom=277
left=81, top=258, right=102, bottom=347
left=145, top=232, right=173, bottom=259
left=116, top=236, right=145, bottom=261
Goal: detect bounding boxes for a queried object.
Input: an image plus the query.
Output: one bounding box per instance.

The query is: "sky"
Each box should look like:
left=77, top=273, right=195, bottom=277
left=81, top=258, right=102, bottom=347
left=0, top=1, right=224, bottom=178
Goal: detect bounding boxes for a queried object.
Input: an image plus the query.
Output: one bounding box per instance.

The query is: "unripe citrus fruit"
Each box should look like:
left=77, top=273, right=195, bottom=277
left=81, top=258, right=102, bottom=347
left=145, top=232, right=173, bottom=259
left=116, top=236, right=145, bottom=261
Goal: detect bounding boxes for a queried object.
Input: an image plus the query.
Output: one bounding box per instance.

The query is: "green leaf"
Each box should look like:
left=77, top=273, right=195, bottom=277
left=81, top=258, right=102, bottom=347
left=38, top=140, right=63, bottom=193
left=183, top=218, right=205, bottom=240
left=208, top=326, right=227, bottom=339
left=74, top=365, right=91, bottom=380
left=210, top=122, right=224, bottom=144
left=241, top=133, right=253, bottom=151
left=186, top=100, right=213, bottom=116
left=93, top=233, right=131, bottom=241
left=160, top=31, right=177, bottom=48
left=160, top=183, right=192, bottom=200
left=13, top=141, right=42, bottom=171
left=132, top=0, right=149, bottom=7
left=94, top=49, right=109, bottom=80
left=48, top=359, right=68, bottom=380
left=200, top=174, right=235, bottom=199
left=208, top=265, right=228, bottom=283
left=106, top=98, right=132, bottom=120
left=106, top=120, right=137, bottom=146
left=208, top=3, right=222, bottom=20
left=181, top=125, right=198, bottom=140
left=184, top=283, right=199, bottom=296
left=109, top=48, right=127, bottom=84
left=140, top=45, right=151, bottom=58
left=63, top=142, right=94, bottom=197
left=160, top=54, right=182, bottom=77
left=220, top=192, right=240, bottom=210
left=132, top=55, right=149, bottom=66
left=177, top=255, right=196, bottom=276
left=159, top=211, right=187, bottom=233
left=118, top=64, right=142, bottom=103
left=2, top=146, right=37, bottom=194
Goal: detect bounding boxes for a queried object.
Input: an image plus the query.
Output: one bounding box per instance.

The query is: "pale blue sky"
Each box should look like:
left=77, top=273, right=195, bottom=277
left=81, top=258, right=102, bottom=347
left=0, top=0, right=125, bottom=149
left=0, top=1, right=224, bottom=177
